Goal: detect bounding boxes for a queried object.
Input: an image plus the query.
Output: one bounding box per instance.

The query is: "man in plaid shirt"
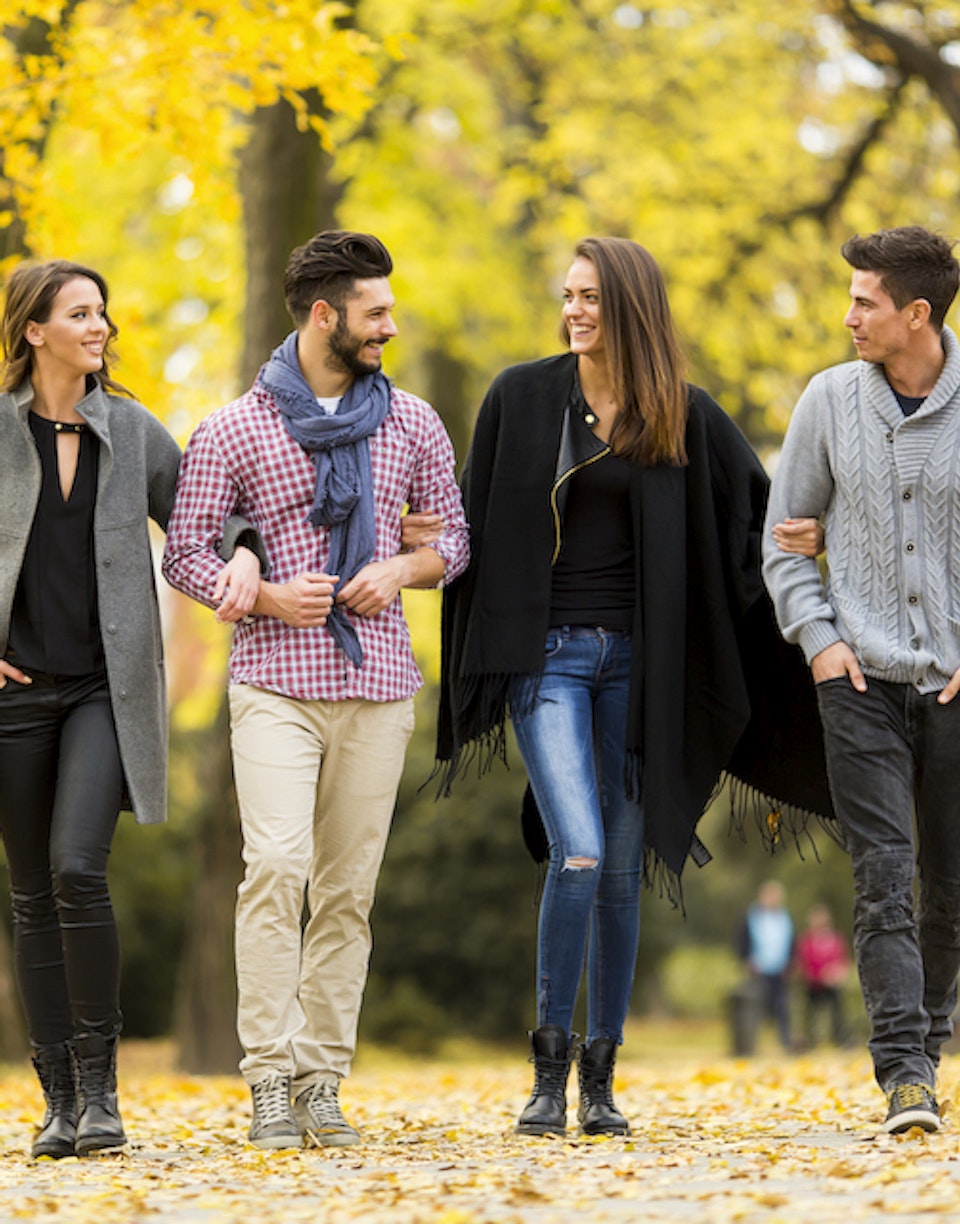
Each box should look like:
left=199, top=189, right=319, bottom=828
left=163, top=232, right=468, bottom=1149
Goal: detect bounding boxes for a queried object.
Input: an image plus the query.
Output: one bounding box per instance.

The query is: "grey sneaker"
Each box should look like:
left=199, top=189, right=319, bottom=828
left=294, top=1079, right=360, bottom=1147
left=881, top=1083, right=942, bottom=1134
left=248, top=1075, right=301, bottom=1149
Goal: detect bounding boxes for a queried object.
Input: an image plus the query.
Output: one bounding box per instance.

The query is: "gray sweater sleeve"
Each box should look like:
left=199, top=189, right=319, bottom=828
left=762, top=371, right=843, bottom=663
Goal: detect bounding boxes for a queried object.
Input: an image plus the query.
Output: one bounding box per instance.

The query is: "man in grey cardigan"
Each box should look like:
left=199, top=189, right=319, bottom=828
left=763, top=226, right=960, bottom=1135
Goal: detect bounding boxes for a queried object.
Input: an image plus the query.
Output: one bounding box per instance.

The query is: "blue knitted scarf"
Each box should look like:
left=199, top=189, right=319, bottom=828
left=257, top=331, right=391, bottom=667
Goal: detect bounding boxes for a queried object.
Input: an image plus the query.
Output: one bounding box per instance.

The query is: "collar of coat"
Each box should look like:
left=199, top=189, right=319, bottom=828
left=12, top=376, right=114, bottom=447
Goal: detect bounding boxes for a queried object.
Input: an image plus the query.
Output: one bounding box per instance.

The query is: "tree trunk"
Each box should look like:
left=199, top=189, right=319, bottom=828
left=237, top=96, right=345, bottom=389
left=422, top=347, right=472, bottom=475
left=0, top=915, right=27, bottom=1061
left=174, top=98, right=343, bottom=1072
left=173, top=703, right=244, bottom=1074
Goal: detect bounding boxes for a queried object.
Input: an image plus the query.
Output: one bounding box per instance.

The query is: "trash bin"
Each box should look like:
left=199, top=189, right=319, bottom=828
left=729, top=979, right=761, bottom=1056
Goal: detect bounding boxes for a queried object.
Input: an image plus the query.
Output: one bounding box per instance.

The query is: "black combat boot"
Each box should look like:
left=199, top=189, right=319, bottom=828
left=515, top=1025, right=574, bottom=1136
left=577, top=1037, right=630, bottom=1136
left=31, top=1042, right=78, bottom=1158
left=74, top=1030, right=126, bottom=1154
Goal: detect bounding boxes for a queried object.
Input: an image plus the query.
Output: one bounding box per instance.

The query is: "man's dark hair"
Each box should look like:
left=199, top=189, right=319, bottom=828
left=841, top=226, right=960, bottom=329
left=284, top=230, right=393, bottom=326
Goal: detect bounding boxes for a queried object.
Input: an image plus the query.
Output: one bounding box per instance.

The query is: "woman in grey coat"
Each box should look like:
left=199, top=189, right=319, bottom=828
left=0, top=260, right=259, bottom=1159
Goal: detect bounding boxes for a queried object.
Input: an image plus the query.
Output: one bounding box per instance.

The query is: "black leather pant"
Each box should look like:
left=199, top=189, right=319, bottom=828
left=0, top=670, right=123, bottom=1045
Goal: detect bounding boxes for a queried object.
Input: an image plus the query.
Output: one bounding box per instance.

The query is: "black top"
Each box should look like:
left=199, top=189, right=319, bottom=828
left=550, top=448, right=635, bottom=629
left=8, top=413, right=103, bottom=674
left=892, top=386, right=926, bottom=417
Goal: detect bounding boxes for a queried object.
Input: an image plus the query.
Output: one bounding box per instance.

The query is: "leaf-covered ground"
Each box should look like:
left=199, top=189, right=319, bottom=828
left=2, top=1026, right=959, bottom=1223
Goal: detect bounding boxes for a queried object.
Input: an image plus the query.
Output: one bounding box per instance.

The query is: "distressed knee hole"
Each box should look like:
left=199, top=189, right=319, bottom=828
left=563, top=856, right=599, bottom=871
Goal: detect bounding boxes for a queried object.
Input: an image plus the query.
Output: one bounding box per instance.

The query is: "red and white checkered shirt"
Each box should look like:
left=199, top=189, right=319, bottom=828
left=162, top=381, right=469, bottom=702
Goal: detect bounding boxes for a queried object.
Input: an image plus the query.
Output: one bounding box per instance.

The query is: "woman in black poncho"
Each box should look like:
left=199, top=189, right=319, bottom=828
left=434, top=237, right=832, bottom=1138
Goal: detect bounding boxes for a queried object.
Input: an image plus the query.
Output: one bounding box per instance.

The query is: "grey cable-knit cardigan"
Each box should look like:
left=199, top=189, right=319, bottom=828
left=763, top=326, right=960, bottom=693
left=0, top=379, right=181, bottom=825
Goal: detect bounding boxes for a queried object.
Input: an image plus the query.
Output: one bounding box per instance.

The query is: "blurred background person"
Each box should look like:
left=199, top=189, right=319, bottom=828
left=796, top=903, right=851, bottom=1049
left=739, top=880, right=794, bottom=1051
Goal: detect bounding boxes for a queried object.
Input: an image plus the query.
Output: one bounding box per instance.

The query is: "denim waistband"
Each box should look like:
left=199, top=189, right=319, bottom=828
left=547, top=624, right=631, bottom=639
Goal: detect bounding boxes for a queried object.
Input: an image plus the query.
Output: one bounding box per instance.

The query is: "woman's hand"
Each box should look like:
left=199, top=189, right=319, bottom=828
left=400, top=511, right=444, bottom=551
left=213, top=547, right=262, bottom=623
left=0, top=658, right=31, bottom=690
left=771, top=517, right=825, bottom=558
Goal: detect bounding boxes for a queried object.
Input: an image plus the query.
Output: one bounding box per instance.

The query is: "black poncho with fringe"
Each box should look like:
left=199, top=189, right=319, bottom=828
left=436, top=353, right=835, bottom=899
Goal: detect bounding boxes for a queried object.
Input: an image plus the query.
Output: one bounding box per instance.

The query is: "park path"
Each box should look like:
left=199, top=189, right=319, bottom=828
left=0, top=1039, right=958, bottom=1223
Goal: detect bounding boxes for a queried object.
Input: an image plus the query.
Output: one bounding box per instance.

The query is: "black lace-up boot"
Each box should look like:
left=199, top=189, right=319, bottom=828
left=74, top=1030, right=126, bottom=1154
left=31, top=1042, right=78, bottom=1158
left=515, top=1025, right=574, bottom=1136
left=577, top=1037, right=630, bottom=1135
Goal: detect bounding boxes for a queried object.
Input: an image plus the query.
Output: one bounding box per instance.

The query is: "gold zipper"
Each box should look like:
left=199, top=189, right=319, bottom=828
left=549, top=447, right=611, bottom=565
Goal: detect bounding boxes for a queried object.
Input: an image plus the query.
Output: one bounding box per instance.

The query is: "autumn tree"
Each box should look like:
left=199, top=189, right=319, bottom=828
left=334, top=0, right=960, bottom=451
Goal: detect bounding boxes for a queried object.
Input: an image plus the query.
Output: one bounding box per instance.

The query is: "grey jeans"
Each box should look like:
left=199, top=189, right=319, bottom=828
left=816, top=676, right=960, bottom=1091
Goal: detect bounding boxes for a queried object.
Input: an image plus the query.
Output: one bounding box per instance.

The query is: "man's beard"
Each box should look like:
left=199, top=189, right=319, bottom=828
left=327, top=316, right=384, bottom=378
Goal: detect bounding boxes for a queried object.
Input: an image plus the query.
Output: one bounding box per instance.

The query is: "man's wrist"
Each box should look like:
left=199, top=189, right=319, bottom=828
left=253, top=580, right=279, bottom=618
left=399, top=545, right=445, bottom=590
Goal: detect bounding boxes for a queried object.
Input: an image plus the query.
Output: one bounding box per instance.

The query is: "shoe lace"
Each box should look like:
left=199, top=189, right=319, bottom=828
left=891, top=1084, right=932, bottom=1109
left=252, top=1076, right=292, bottom=1127
left=33, top=1048, right=76, bottom=1113
left=74, top=1050, right=116, bottom=1109
left=580, top=1063, right=615, bottom=1107
left=304, top=1080, right=348, bottom=1129
left=532, top=1056, right=571, bottom=1100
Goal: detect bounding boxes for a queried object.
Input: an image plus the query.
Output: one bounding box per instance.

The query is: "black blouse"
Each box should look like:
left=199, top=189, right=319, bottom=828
left=550, top=446, right=636, bottom=631
left=7, top=413, right=103, bottom=674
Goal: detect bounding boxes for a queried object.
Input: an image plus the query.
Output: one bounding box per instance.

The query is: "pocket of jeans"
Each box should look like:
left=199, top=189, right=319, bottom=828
left=814, top=675, right=851, bottom=689
left=544, top=631, right=564, bottom=658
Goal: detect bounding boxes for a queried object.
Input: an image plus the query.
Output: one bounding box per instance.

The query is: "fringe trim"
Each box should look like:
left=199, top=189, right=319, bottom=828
left=427, top=669, right=545, bottom=798
left=643, top=774, right=843, bottom=918
left=723, top=773, right=844, bottom=860
left=427, top=723, right=509, bottom=797
left=642, top=847, right=686, bottom=914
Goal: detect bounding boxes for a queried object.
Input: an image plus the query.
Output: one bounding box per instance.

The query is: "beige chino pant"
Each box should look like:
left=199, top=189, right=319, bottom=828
left=228, top=683, right=415, bottom=1090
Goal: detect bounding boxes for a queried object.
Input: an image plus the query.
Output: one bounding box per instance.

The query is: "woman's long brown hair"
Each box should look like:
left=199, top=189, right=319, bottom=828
left=562, top=237, right=687, bottom=466
left=0, top=260, right=132, bottom=397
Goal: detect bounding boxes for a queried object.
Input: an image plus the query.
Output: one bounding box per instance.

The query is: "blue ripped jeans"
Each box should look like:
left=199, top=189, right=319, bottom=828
left=511, top=627, right=644, bottom=1044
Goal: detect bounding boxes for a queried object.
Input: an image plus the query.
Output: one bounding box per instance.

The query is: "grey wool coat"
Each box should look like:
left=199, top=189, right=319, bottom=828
left=0, top=379, right=181, bottom=825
